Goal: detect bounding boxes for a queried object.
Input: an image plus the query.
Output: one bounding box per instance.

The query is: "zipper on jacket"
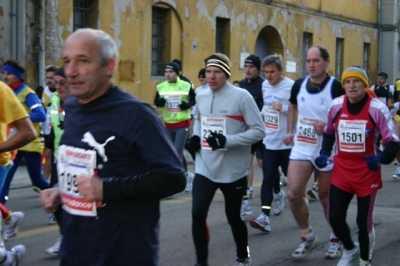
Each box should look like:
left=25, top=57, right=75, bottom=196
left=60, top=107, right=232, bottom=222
left=211, top=91, right=215, bottom=114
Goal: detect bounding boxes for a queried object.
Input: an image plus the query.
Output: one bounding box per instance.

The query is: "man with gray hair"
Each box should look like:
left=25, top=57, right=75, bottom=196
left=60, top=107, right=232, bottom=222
left=249, top=54, right=293, bottom=233
left=186, top=52, right=265, bottom=266
left=40, top=28, right=186, bottom=266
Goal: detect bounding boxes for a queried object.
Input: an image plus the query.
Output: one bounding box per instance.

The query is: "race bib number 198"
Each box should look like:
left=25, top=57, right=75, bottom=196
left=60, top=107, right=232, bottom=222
left=58, top=145, right=98, bottom=217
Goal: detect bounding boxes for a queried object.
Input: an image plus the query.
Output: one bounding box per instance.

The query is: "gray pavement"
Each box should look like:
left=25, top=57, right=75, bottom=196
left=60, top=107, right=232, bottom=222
left=4, top=161, right=400, bottom=265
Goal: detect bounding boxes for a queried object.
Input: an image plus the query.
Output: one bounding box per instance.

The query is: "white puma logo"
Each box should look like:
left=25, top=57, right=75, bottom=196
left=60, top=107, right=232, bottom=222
left=82, top=132, right=115, bottom=162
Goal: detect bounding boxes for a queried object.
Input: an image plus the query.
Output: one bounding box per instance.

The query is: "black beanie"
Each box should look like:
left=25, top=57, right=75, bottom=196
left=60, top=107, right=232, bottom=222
left=165, top=62, right=180, bottom=75
left=54, top=66, right=65, bottom=78
left=172, top=59, right=182, bottom=71
left=244, top=54, right=261, bottom=71
left=198, top=68, right=206, bottom=77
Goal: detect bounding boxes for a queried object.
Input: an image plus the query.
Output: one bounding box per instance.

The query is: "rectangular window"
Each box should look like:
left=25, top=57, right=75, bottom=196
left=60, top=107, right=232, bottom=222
left=335, top=38, right=344, bottom=79
left=302, top=32, right=313, bottom=76
left=216, top=18, right=230, bottom=56
left=363, top=43, right=370, bottom=75
left=73, top=0, right=97, bottom=31
left=151, top=7, right=168, bottom=76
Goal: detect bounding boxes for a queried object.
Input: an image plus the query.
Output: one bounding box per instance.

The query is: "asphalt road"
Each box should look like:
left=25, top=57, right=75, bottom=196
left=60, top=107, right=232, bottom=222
left=4, top=162, right=400, bottom=265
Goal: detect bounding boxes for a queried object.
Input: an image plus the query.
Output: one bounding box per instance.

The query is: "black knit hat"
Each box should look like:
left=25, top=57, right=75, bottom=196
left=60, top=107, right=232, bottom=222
left=198, top=68, right=206, bottom=77
left=244, top=54, right=261, bottom=71
left=172, top=59, right=182, bottom=71
left=165, top=62, right=180, bottom=75
left=54, top=66, right=65, bottom=78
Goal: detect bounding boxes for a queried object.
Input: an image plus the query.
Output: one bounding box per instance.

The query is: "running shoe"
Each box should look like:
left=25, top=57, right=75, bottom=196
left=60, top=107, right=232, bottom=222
left=393, top=166, right=400, bottom=180
left=273, top=190, right=285, bottom=215
left=234, top=257, right=251, bottom=266
left=249, top=213, right=270, bottom=233
left=292, top=235, right=319, bottom=259
left=307, top=183, right=319, bottom=201
left=241, top=200, right=252, bottom=219
left=337, top=243, right=359, bottom=266
left=8, top=244, right=25, bottom=266
left=280, top=176, right=288, bottom=187
left=325, top=240, right=342, bottom=259
left=185, top=172, right=195, bottom=192
left=359, top=259, right=371, bottom=266
left=3, top=212, right=25, bottom=241
left=45, top=238, right=62, bottom=256
left=32, top=186, right=41, bottom=193
left=247, top=187, right=254, bottom=199
left=48, top=213, right=56, bottom=225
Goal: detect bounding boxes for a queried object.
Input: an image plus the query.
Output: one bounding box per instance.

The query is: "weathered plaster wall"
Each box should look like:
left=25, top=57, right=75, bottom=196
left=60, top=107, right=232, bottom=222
left=0, top=0, right=380, bottom=104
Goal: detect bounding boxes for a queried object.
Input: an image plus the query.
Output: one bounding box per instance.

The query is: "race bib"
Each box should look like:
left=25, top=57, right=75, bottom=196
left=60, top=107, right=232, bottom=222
left=296, top=117, right=318, bottom=146
left=165, top=96, right=181, bottom=113
left=338, top=120, right=367, bottom=152
left=58, top=145, right=98, bottom=217
left=264, top=106, right=279, bottom=131
left=200, top=117, right=226, bottom=150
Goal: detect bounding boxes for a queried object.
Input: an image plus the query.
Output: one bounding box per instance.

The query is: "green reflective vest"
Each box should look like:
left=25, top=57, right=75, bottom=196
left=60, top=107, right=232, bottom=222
left=49, top=94, right=64, bottom=158
left=156, top=77, right=191, bottom=123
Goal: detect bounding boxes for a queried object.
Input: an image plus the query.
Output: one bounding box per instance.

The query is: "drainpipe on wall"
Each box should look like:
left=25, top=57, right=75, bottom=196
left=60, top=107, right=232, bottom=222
left=16, top=0, right=25, bottom=64
left=378, top=0, right=382, bottom=72
left=38, top=0, right=45, bottom=86
left=9, top=0, right=17, bottom=59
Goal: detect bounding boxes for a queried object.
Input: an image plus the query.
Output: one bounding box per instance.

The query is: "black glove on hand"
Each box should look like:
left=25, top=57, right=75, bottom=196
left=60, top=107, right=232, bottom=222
left=185, top=135, right=201, bottom=159
left=206, top=132, right=226, bottom=150
left=155, top=98, right=166, bottom=107
left=179, top=101, right=191, bottom=110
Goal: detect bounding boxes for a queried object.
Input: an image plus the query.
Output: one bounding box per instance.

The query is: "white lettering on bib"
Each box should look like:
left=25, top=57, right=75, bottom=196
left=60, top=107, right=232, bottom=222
left=58, top=145, right=98, bottom=217
left=338, top=120, right=367, bottom=152
left=200, top=117, right=226, bottom=150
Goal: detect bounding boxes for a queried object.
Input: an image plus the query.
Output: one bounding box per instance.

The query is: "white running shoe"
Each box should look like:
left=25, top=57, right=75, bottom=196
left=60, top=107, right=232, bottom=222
left=3, top=212, right=24, bottom=241
left=234, top=257, right=251, bottom=266
left=247, top=187, right=254, bottom=199
left=45, top=238, right=62, bottom=256
left=326, top=240, right=343, bottom=259
left=393, top=166, right=400, bottom=180
left=185, top=172, right=194, bottom=192
left=307, top=183, right=319, bottom=201
left=249, top=213, right=271, bottom=233
left=273, top=190, right=285, bottom=215
left=292, top=235, right=319, bottom=259
left=337, top=243, right=360, bottom=266
left=8, top=244, right=25, bottom=266
left=48, top=213, right=56, bottom=225
left=240, top=200, right=252, bottom=219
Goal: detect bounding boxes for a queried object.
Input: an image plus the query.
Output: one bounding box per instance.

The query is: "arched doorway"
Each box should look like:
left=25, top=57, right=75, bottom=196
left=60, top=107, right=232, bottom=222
left=254, top=26, right=284, bottom=76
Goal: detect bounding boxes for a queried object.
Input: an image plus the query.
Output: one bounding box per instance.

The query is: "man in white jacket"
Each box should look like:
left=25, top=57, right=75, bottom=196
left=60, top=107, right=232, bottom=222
left=186, top=53, right=265, bottom=266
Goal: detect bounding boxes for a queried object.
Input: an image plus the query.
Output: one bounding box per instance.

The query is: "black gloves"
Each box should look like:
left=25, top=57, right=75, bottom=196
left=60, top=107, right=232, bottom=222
left=154, top=98, right=166, bottom=107
left=206, top=132, right=226, bottom=150
left=185, top=136, right=201, bottom=159
left=179, top=101, right=191, bottom=110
